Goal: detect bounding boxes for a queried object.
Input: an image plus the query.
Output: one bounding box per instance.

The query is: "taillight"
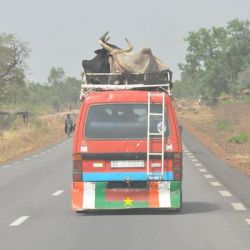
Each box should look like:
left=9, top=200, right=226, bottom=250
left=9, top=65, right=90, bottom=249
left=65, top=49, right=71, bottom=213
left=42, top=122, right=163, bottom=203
left=73, top=154, right=82, bottom=182
left=173, top=152, right=182, bottom=180
left=173, top=172, right=182, bottom=180
left=173, top=152, right=182, bottom=171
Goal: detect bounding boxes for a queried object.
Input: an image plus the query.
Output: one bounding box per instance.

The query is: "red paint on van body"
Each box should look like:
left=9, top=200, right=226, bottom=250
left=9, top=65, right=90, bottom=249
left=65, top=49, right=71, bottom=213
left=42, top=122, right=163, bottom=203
left=72, top=90, right=182, bottom=210
left=73, top=90, right=181, bottom=154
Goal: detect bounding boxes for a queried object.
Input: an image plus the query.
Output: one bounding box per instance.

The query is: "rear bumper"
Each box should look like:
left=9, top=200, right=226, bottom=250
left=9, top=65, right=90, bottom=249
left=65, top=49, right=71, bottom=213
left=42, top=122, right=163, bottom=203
left=71, top=181, right=181, bottom=211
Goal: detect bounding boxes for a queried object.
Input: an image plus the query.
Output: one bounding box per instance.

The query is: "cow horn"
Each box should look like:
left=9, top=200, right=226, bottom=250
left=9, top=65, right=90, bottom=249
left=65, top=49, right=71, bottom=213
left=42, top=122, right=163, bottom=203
left=98, top=39, right=114, bottom=52
left=100, top=31, right=109, bottom=42
left=122, top=38, right=133, bottom=52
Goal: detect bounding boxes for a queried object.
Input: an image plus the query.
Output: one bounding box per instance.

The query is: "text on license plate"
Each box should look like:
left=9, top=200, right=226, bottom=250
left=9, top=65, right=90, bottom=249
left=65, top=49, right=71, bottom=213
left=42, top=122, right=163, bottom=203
left=111, top=160, right=145, bottom=168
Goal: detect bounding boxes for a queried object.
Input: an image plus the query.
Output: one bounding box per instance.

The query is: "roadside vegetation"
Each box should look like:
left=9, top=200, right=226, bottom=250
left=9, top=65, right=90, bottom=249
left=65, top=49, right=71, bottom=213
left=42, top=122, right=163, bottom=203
left=175, top=99, right=250, bottom=176
left=175, top=18, right=250, bottom=101
left=0, top=33, right=81, bottom=163
left=0, top=115, right=64, bottom=163
left=174, top=19, right=250, bottom=176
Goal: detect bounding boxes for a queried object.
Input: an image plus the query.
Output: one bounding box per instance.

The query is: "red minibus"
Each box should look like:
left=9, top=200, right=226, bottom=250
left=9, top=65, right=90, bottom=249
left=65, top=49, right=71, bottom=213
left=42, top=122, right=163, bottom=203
left=72, top=88, right=182, bottom=211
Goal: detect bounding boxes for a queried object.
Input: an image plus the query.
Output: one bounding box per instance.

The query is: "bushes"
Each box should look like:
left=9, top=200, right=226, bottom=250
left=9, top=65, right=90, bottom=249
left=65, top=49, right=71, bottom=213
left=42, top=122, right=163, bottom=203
left=216, top=119, right=248, bottom=145
left=229, top=132, right=249, bottom=144
left=0, top=115, right=65, bottom=163
left=217, top=120, right=233, bottom=131
left=0, top=114, right=17, bottom=132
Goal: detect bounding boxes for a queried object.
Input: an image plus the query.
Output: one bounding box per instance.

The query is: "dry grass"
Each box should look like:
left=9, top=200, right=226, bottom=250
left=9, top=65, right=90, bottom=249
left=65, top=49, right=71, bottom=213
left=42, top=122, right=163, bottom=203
left=175, top=99, right=250, bottom=177
left=0, top=115, right=65, bottom=163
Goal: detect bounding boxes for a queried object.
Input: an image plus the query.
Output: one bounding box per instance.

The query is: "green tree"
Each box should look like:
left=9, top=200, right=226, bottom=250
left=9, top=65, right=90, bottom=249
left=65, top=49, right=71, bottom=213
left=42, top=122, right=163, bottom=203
left=0, top=33, right=29, bottom=101
left=48, top=67, right=65, bottom=86
left=51, top=96, right=61, bottom=112
left=63, top=77, right=81, bottom=110
left=237, top=67, right=250, bottom=89
left=47, top=66, right=81, bottom=111
left=5, top=70, right=29, bottom=105
left=178, top=19, right=250, bottom=99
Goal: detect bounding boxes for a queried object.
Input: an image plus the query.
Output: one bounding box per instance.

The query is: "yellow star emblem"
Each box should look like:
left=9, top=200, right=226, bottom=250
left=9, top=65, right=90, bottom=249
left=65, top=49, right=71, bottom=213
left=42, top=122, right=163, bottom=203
left=124, top=197, right=133, bottom=206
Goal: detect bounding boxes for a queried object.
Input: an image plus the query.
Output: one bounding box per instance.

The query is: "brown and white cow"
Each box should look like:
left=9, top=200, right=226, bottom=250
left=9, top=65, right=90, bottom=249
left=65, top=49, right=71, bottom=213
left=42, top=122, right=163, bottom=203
left=98, top=35, right=168, bottom=74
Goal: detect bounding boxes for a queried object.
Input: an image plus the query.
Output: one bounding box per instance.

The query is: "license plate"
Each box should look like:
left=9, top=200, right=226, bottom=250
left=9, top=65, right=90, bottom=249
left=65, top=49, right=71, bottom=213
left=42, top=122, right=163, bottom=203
left=111, top=160, right=145, bottom=168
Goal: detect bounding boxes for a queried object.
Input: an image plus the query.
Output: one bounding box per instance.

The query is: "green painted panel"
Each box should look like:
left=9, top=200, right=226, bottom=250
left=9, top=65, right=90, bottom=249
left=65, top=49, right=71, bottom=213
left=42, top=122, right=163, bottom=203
left=95, top=182, right=149, bottom=209
left=170, top=181, right=182, bottom=208
left=94, top=181, right=182, bottom=209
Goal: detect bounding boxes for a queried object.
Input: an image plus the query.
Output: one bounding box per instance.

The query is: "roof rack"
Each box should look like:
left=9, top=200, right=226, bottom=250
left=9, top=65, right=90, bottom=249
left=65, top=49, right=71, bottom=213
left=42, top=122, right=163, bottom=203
left=80, top=70, right=173, bottom=101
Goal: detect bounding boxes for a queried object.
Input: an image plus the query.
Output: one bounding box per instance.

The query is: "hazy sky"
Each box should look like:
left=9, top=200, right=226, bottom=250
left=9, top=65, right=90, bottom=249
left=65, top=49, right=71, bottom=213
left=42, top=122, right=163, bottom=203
left=1, top=0, right=249, bottom=83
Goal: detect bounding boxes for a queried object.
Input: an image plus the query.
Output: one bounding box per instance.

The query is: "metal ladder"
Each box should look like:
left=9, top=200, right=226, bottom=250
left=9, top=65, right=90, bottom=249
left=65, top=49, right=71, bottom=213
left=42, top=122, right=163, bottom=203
left=146, top=92, right=165, bottom=180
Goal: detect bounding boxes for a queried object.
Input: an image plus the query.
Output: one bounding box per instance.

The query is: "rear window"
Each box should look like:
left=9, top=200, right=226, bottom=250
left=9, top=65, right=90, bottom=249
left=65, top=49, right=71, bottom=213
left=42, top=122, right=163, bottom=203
left=85, top=103, right=170, bottom=139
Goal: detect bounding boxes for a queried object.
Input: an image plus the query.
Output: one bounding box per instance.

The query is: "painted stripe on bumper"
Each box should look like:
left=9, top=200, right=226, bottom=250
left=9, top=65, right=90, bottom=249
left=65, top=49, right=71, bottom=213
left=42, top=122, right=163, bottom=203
left=72, top=181, right=182, bottom=210
left=159, top=182, right=171, bottom=207
left=83, top=182, right=95, bottom=209
left=82, top=172, right=173, bottom=181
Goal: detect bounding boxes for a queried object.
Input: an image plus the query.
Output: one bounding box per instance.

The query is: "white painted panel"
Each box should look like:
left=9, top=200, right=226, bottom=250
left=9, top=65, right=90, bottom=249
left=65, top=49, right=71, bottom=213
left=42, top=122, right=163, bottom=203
left=83, top=182, right=95, bottom=209
left=158, top=182, right=171, bottom=208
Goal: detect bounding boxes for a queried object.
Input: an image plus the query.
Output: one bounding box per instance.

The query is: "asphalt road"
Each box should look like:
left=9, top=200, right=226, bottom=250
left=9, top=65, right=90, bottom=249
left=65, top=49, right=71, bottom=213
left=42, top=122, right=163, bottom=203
left=0, top=129, right=250, bottom=250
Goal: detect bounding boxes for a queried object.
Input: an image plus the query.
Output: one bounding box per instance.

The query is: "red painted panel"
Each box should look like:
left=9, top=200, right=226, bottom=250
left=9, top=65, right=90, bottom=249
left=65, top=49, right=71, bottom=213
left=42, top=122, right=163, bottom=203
left=71, top=182, right=83, bottom=210
left=106, top=189, right=149, bottom=202
left=149, top=182, right=159, bottom=207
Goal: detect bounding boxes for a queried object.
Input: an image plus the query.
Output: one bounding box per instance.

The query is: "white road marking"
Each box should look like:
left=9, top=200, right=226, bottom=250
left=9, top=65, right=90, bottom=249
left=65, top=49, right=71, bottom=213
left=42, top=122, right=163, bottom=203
left=47, top=149, right=51, bottom=152
left=191, top=159, right=198, bottom=162
left=9, top=216, right=29, bottom=226
left=231, top=203, right=247, bottom=210
left=32, top=155, right=38, bottom=158
left=2, top=165, right=10, bottom=168
left=246, top=219, right=250, bottom=225
left=24, top=158, right=29, bottom=161
left=195, top=163, right=203, bottom=167
left=219, top=190, right=232, bottom=197
left=204, top=174, right=213, bottom=179
left=211, top=181, right=222, bottom=187
left=199, top=168, right=207, bottom=172
left=39, top=152, right=45, bottom=155
left=52, top=190, right=64, bottom=196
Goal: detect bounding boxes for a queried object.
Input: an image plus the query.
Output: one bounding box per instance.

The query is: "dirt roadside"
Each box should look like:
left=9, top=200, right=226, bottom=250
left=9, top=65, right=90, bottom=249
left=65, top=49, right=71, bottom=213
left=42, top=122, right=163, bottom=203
left=175, top=99, right=250, bottom=177
left=0, top=111, right=78, bottom=164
